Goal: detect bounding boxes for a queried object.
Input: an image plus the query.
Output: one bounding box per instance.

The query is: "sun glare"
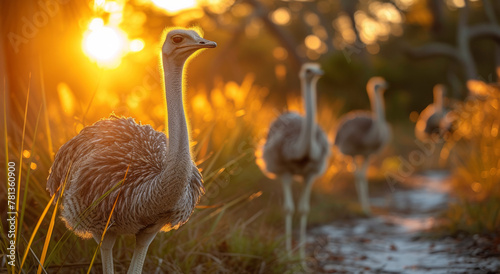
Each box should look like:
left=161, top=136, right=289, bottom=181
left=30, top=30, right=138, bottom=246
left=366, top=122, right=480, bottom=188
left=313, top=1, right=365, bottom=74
left=83, top=18, right=127, bottom=67
left=151, top=0, right=198, bottom=13
left=129, top=39, right=145, bottom=52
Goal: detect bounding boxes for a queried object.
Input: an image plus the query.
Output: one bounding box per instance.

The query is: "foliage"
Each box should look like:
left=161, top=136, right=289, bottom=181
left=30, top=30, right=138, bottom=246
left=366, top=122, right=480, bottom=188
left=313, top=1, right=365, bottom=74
left=439, top=84, right=500, bottom=234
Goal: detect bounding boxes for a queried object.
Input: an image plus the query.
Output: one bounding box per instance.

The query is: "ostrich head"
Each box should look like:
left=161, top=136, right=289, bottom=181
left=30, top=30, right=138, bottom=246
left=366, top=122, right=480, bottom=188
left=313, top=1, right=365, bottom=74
left=299, top=63, right=324, bottom=83
left=433, top=84, right=445, bottom=100
left=367, top=77, right=388, bottom=94
left=433, top=84, right=446, bottom=112
left=162, top=28, right=217, bottom=64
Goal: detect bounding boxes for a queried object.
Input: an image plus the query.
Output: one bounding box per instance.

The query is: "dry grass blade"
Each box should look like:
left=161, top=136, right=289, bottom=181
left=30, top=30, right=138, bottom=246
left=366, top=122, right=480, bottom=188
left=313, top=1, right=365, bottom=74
left=39, top=58, right=54, bottom=161
left=195, top=191, right=261, bottom=227
left=203, top=151, right=250, bottom=185
left=193, top=123, right=216, bottom=157
left=203, top=141, right=227, bottom=176
left=37, top=162, right=72, bottom=274
left=195, top=204, right=224, bottom=209
left=19, top=103, right=43, bottom=246
left=81, top=69, right=102, bottom=126
left=16, top=74, right=31, bottom=248
left=19, top=191, right=56, bottom=271
left=87, top=164, right=130, bottom=274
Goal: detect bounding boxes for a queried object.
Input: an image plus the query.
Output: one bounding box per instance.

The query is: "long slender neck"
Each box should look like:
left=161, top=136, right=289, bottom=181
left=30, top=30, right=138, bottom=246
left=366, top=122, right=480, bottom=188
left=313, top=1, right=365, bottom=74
left=162, top=55, right=191, bottom=159
left=369, top=89, right=385, bottom=123
left=433, top=88, right=443, bottom=113
left=295, top=77, right=317, bottom=158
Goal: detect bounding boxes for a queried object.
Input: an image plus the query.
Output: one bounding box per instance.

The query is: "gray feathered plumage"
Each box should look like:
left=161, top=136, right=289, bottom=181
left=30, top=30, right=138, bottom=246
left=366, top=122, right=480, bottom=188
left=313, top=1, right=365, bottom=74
left=261, top=112, right=330, bottom=177
left=415, top=84, right=454, bottom=141
left=256, top=63, right=329, bottom=262
left=46, top=28, right=216, bottom=274
left=334, top=112, right=389, bottom=158
left=333, top=77, right=390, bottom=215
left=47, top=115, right=204, bottom=238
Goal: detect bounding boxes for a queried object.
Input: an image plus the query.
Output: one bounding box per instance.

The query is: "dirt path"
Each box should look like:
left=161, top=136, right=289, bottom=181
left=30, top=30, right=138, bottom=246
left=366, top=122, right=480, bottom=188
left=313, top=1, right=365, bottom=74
left=308, top=173, right=500, bottom=273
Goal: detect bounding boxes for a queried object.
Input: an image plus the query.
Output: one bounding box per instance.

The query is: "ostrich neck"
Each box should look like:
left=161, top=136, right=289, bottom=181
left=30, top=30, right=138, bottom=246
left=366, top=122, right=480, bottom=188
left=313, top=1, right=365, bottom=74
left=433, top=90, right=443, bottom=113
left=295, top=78, right=317, bottom=158
left=370, top=91, right=386, bottom=123
left=162, top=56, right=191, bottom=165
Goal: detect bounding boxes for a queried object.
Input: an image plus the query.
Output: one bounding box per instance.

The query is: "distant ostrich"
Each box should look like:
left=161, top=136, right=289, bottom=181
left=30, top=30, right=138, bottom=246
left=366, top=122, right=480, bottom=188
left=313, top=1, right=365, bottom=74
left=415, top=84, right=453, bottom=142
left=257, top=63, right=330, bottom=260
left=334, top=77, right=390, bottom=215
left=47, top=28, right=216, bottom=274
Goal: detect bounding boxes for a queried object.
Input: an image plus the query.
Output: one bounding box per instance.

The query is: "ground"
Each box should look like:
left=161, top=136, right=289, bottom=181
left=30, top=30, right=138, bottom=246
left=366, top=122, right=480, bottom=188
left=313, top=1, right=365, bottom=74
left=308, top=173, right=500, bottom=273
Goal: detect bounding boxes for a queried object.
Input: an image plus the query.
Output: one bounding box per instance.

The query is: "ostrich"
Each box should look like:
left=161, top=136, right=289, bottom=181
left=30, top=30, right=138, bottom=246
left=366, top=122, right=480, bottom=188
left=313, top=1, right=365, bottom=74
left=256, top=63, right=330, bottom=260
left=415, top=84, right=453, bottom=142
left=334, top=77, right=390, bottom=215
left=46, top=28, right=216, bottom=274
left=415, top=84, right=454, bottom=169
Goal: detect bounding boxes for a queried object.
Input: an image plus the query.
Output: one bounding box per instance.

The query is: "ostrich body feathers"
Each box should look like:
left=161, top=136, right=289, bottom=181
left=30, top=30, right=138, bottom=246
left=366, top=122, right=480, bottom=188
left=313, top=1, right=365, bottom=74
left=259, top=112, right=330, bottom=178
left=335, top=111, right=390, bottom=158
left=47, top=115, right=204, bottom=238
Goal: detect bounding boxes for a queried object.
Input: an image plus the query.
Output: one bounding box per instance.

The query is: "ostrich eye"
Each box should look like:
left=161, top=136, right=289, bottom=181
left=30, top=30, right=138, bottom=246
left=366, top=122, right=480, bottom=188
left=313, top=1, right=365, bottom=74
left=172, top=36, right=183, bottom=44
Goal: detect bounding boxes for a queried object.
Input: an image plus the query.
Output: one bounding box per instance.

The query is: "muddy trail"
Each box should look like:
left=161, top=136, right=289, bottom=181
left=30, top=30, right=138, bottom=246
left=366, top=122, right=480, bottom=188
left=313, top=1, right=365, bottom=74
left=308, top=173, right=500, bottom=273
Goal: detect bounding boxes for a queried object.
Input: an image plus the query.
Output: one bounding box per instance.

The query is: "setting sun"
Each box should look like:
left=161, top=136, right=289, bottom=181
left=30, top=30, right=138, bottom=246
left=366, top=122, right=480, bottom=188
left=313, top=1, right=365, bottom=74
left=83, top=18, right=127, bottom=66
left=151, top=0, right=198, bottom=13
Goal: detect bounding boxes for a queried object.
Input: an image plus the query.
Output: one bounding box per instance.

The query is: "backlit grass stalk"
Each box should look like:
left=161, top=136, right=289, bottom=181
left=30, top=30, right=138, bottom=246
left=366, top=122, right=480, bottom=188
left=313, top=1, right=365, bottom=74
left=37, top=162, right=72, bottom=274
left=15, top=76, right=31, bottom=265
left=18, top=104, right=43, bottom=251
left=19, top=193, right=56, bottom=271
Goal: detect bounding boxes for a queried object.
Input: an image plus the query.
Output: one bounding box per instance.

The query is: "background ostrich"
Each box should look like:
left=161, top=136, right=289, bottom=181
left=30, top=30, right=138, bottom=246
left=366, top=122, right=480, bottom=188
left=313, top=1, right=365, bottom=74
left=415, top=84, right=453, bottom=142
left=257, top=63, right=330, bottom=260
left=46, top=28, right=216, bottom=274
left=334, top=77, right=390, bottom=215
left=415, top=84, right=454, bottom=169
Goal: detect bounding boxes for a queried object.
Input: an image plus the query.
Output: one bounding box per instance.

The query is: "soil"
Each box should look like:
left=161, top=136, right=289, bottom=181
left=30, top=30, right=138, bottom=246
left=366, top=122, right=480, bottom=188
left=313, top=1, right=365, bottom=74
left=308, top=172, right=500, bottom=273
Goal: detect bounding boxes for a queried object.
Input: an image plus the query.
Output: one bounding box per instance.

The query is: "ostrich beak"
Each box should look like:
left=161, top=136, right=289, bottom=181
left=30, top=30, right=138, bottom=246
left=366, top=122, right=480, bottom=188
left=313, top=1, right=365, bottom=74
left=378, top=82, right=389, bottom=92
left=195, top=38, right=217, bottom=49
left=311, top=68, right=324, bottom=76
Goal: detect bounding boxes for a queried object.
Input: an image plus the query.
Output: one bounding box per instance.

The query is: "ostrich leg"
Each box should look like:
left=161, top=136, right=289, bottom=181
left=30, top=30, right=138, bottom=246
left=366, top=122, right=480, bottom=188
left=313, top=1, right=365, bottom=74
left=127, top=231, right=158, bottom=274
left=281, top=173, right=294, bottom=255
left=298, top=174, right=316, bottom=262
left=355, top=159, right=371, bottom=215
left=93, top=232, right=117, bottom=274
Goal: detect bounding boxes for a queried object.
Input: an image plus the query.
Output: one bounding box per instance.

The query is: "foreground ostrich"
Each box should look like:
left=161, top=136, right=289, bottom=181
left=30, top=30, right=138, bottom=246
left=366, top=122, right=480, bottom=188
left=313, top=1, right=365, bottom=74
left=257, top=63, right=330, bottom=260
left=47, top=28, right=216, bottom=274
left=415, top=84, right=453, bottom=141
left=334, top=77, right=390, bottom=215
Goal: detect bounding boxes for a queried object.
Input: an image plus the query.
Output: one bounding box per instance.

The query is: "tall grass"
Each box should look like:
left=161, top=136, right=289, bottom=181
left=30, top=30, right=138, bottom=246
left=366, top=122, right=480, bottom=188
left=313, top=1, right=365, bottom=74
left=1, top=71, right=357, bottom=273
left=438, top=83, right=500, bottom=235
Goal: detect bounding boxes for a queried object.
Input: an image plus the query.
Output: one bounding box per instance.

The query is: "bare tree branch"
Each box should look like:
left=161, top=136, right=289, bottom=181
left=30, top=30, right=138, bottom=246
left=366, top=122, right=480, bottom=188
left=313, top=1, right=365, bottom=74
left=245, top=0, right=305, bottom=70
left=406, top=42, right=460, bottom=61
left=468, top=25, right=500, bottom=41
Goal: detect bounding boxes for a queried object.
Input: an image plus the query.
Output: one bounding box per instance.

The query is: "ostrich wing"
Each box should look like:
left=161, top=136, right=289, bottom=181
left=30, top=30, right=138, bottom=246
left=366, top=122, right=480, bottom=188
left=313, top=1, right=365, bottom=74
left=47, top=115, right=166, bottom=203
left=261, top=112, right=330, bottom=177
left=424, top=112, right=444, bottom=135
left=190, top=163, right=205, bottom=197
left=335, top=113, right=383, bottom=157
left=260, top=112, right=301, bottom=175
